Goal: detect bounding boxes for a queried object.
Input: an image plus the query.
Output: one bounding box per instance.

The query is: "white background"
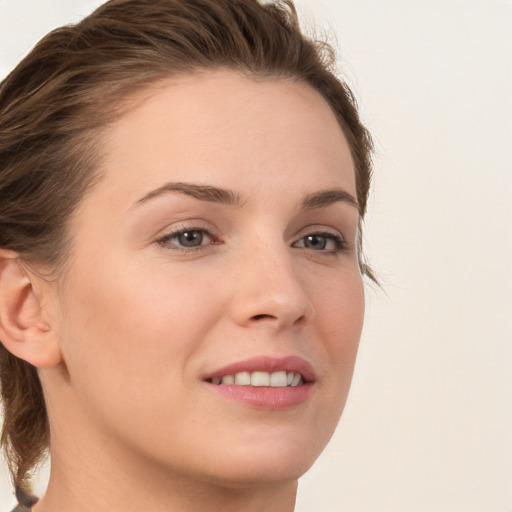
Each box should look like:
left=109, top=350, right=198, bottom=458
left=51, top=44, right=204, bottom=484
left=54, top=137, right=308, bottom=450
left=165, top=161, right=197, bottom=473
left=1, top=1, right=511, bottom=511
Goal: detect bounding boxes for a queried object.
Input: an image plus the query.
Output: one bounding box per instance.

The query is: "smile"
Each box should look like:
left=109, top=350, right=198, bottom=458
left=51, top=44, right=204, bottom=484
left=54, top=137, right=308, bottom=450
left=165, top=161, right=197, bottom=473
left=207, top=371, right=304, bottom=387
left=203, top=356, right=315, bottom=410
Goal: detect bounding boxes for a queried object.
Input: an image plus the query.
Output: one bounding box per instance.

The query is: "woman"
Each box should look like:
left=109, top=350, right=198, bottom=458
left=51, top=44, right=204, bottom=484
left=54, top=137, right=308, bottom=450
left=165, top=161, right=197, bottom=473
left=0, top=0, right=374, bottom=510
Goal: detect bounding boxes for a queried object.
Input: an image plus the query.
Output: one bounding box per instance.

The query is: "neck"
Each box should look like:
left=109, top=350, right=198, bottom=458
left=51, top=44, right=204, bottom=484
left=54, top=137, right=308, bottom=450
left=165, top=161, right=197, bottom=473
left=35, top=461, right=298, bottom=512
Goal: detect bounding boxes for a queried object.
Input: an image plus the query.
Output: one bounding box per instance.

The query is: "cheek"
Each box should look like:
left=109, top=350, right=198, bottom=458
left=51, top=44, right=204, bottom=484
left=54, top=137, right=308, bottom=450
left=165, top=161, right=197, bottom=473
left=54, top=260, right=232, bottom=459
left=319, top=268, right=364, bottom=329
left=313, top=272, right=364, bottom=383
left=57, top=259, right=223, bottom=400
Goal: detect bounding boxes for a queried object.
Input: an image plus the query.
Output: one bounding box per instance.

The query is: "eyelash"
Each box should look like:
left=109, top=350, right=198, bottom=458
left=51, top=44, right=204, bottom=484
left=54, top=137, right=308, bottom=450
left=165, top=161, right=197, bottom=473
left=156, top=227, right=347, bottom=254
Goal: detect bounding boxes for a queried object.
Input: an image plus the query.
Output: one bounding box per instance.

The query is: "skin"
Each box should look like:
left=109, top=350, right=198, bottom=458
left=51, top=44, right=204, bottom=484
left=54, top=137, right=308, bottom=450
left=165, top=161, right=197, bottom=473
left=9, top=71, right=365, bottom=511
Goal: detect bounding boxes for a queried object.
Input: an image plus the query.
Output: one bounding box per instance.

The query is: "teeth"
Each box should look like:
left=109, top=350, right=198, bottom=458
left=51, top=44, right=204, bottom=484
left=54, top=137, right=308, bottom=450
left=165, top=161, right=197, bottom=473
left=234, top=371, right=251, bottom=385
left=291, top=373, right=302, bottom=387
left=251, top=371, right=270, bottom=386
left=270, top=371, right=288, bottom=387
left=212, top=371, right=304, bottom=387
left=221, top=375, right=235, bottom=385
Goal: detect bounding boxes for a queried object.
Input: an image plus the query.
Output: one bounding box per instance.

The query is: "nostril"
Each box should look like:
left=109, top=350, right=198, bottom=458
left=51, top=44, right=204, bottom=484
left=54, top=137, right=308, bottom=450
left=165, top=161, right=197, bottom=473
left=251, top=314, right=276, bottom=321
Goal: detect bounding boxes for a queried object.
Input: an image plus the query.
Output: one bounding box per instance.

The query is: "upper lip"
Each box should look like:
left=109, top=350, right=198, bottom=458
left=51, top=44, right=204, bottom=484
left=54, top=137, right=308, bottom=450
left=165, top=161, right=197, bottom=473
left=203, top=355, right=316, bottom=382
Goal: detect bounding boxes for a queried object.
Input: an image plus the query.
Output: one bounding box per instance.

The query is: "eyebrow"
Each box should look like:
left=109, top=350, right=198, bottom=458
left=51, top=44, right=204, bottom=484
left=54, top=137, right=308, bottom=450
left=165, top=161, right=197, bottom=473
left=134, top=182, right=358, bottom=211
left=135, top=182, right=243, bottom=207
left=301, top=189, right=359, bottom=210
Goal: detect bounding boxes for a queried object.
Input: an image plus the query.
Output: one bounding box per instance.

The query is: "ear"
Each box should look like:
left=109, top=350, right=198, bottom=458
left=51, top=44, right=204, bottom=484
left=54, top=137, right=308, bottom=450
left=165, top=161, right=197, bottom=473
left=0, top=249, right=62, bottom=368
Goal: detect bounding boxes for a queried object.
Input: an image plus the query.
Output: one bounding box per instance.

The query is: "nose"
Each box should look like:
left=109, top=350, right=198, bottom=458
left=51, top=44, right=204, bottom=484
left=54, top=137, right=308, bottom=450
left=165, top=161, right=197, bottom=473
left=228, top=238, right=314, bottom=331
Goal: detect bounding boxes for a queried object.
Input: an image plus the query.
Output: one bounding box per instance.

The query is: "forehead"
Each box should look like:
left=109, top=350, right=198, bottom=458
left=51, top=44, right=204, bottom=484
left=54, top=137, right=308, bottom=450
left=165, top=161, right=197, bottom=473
left=92, top=70, right=356, bottom=208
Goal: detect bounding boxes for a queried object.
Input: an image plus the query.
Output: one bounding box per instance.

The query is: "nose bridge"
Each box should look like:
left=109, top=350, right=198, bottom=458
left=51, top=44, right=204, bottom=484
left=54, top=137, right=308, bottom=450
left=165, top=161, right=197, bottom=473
left=230, top=231, right=313, bottom=329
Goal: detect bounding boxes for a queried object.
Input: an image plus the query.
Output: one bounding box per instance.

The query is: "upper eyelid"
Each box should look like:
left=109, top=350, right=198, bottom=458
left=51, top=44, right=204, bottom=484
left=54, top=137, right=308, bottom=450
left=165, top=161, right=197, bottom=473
left=292, top=225, right=345, bottom=241
left=156, top=221, right=215, bottom=238
left=162, top=227, right=210, bottom=236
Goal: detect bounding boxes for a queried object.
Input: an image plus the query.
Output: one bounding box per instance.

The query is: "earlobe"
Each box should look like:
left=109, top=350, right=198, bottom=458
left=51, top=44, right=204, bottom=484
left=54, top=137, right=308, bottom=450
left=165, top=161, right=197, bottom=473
left=0, top=249, right=62, bottom=368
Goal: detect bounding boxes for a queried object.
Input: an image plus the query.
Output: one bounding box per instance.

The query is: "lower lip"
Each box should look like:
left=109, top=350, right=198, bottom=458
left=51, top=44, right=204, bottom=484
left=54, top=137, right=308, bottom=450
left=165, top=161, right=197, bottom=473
left=205, top=382, right=314, bottom=410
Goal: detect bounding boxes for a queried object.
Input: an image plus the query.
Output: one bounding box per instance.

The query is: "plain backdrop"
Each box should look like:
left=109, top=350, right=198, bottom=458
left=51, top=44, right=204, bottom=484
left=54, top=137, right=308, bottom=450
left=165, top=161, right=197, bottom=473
left=1, top=1, right=511, bottom=511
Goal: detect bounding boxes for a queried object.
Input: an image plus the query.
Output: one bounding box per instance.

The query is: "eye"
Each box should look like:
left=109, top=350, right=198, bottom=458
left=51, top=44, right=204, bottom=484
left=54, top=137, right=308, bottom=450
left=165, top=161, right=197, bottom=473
left=157, top=227, right=214, bottom=250
left=294, top=232, right=345, bottom=253
left=176, top=230, right=206, bottom=247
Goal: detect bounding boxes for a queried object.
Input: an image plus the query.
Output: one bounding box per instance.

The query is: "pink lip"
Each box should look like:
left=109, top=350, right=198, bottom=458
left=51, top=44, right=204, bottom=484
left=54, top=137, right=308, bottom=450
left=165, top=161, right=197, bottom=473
left=203, top=355, right=316, bottom=382
left=203, top=355, right=316, bottom=411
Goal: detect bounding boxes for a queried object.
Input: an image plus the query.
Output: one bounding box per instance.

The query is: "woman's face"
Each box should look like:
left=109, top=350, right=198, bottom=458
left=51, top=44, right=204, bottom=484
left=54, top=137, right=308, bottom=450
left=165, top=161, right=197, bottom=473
left=47, top=71, right=364, bottom=486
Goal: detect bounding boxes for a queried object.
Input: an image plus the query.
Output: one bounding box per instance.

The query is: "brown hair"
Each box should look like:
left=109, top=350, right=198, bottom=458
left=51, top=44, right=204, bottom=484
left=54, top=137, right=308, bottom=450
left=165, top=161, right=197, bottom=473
left=0, top=0, right=374, bottom=496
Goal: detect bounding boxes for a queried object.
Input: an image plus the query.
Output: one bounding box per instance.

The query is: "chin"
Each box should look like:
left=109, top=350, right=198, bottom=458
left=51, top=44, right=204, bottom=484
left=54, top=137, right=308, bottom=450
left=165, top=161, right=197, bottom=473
left=195, top=429, right=331, bottom=488
left=203, top=460, right=312, bottom=490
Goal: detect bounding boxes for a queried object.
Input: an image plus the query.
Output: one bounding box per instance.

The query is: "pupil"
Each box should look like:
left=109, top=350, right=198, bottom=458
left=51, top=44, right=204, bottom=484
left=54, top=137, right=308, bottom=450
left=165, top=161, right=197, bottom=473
left=179, top=231, right=203, bottom=247
left=306, top=235, right=326, bottom=250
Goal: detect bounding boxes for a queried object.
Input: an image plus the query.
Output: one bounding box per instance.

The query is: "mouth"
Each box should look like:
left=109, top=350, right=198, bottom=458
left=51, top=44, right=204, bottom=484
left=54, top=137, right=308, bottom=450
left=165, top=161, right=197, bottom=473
left=203, top=356, right=315, bottom=410
left=206, top=370, right=305, bottom=387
